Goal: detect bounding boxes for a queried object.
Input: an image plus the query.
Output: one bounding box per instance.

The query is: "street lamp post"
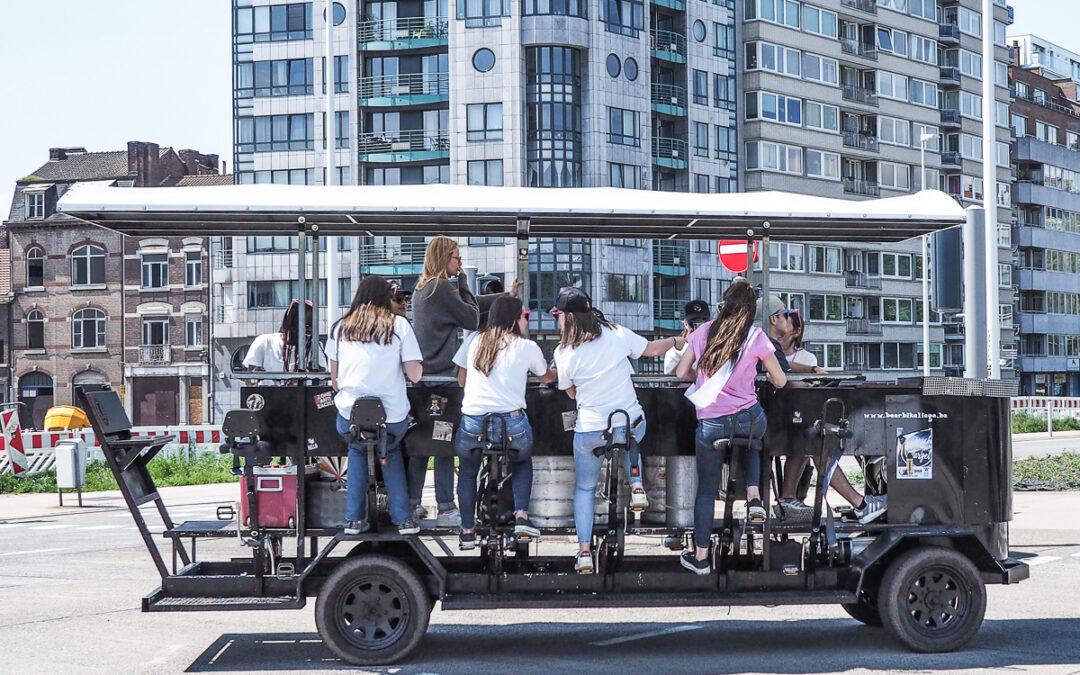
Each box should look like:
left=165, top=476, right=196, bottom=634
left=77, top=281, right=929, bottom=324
left=920, top=132, right=935, bottom=376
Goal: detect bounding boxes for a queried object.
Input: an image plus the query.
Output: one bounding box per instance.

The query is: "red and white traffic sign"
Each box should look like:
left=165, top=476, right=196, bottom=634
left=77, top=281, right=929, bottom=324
left=718, top=240, right=758, bottom=274
left=1, top=409, right=28, bottom=474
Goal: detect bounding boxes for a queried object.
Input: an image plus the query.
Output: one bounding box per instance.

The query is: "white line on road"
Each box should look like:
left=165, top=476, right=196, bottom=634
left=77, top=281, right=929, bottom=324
left=28, top=524, right=77, bottom=531
left=1072, top=552, right=1080, bottom=558
left=79, top=525, right=125, bottom=531
left=0, top=548, right=68, bottom=557
left=0, top=523, right=28, bottom=529
left=1024, top=556, right=1061, bottom=567
left=591, top=625, right=701, bottom=646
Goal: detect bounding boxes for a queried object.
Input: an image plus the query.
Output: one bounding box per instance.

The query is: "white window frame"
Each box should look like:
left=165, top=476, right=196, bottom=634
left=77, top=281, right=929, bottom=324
left=808, top=293, right=844, bottom=322
left=914, top=124, right=940, bottom=152
left=801, top=5, right=838, bottom=38
left=959, top=91, right=982, bottom=120
left=882, top=297, right=915, bottom=323
left=808, top=245, right=842, bottom=274
left=769, top=242, right=806, bottom=272
left=959, top=49, right=982, bottom=79
left=909, top=79, right=938, bottom=109
left=960, top=133, right=982, bottom=161
left=804, top=101, right=839, bottom=133
left=746, top=140, right=804, bottom=176
left=877, top=71, right=908, bottom=102
left=878, top=116, right=911, bottom=147
left=802, top=52, right=838, bottom=86
left=958, top=7, right=981, bottom=37
left=878, top=161, right=911, bottom=191
left=805, top=148, right=840, bottom=180
left=1036, top=121, right=1059, bottom=145
left=910, top=35, right=937, bottom=65
left=25, top=192, right=45, bottom=219
left=808, top=342, right=844, bottom=370
left=185, top=314, right=203, bottom=348
left=881, top=252, right=913, bottom=279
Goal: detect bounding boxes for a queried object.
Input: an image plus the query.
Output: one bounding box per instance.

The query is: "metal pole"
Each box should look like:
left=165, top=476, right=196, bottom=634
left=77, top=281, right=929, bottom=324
left=982, top=0, right=1000, bottom=378
left=963, top=207, right=988, bottom=379
left=310, top=228, right=321, bottom=371
left=761, top=221, right=771, bottom=328
left=516, top=218, right=530, bottom=313
left=298, top=222, right=308, bottom=372
left=921, top=140, right=930, bottom=376
left=324, top=0, right=339, bottom=333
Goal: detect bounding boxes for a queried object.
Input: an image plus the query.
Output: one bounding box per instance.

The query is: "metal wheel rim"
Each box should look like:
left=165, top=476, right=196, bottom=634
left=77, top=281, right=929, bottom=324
left=334, top=574, right=412, bottom=651
left=903, top=565, right=969, bottom=637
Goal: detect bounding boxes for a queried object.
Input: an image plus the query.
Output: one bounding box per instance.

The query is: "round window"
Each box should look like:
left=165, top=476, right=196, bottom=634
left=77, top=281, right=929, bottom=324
left=623, top=57, right=639, bottom=82
left=606, top=53, right=621, bottom=78
left=472, top=48, right=496, bottom=73
left=324, top=2, right=346, bottom=25
left=693, top=19, right=706, bottom=42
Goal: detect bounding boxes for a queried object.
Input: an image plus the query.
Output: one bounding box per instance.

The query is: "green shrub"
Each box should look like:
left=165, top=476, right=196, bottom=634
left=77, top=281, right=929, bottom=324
left=0, top=453, right=238, bottom=494
left=1011, top=412, right=1080, bottom=434
left=1014, top=452, right=1080, bottom=491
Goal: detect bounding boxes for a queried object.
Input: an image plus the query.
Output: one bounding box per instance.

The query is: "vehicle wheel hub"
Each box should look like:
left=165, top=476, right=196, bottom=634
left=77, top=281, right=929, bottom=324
left=906, top=568, right=964, bottom=632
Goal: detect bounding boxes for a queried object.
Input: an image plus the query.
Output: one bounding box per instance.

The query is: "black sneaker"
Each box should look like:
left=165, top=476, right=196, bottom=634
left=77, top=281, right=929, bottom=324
left=514, top=516, right=540, bottom=540
left=397, top=519, right=420, bottom=535
left=680, top=550, right=711, bottom=575
left=459, top=530, right=477, bottom=550
left=343, top=520, right=370, bottom=535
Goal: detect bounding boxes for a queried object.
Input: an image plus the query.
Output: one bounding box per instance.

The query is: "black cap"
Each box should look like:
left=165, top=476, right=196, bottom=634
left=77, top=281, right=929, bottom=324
left=684, top=299, right=710, bottom=323
left=477, top=274, right=503, bottom=294
left=551, top=286, right=592, bottom=314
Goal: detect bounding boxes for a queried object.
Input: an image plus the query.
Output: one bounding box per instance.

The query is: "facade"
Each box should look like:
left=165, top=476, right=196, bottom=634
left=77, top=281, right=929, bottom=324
left=1009, top=47, right=1080, bottom=395
left=1011, top=34, right=1080, bottom=83
left=3, top=143, right=220, bottom=429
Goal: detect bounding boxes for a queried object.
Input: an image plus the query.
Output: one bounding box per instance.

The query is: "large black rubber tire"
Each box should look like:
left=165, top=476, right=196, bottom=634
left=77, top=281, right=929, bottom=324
left=878, top=547, right=986, bottom=653
left=315, top=553, right=431, bottom=666
left=841, top=597, right=883, bottom=626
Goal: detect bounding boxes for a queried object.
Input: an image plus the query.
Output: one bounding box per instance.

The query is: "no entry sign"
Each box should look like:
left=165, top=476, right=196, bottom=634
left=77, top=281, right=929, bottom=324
left=718, top=240, right=758, bottom=274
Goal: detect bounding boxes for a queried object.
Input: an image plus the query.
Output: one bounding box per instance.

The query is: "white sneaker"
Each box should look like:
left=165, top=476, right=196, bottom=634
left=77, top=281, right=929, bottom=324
left=630, top=483, right=648, bottom=513
left=854, top=494, right=887, bottom=524
left=575, top=551, right=594, bottom=575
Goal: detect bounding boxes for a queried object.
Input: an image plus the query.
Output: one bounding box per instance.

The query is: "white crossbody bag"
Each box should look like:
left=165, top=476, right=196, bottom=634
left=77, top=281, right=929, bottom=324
left=684, top=326, right=763, bottom=410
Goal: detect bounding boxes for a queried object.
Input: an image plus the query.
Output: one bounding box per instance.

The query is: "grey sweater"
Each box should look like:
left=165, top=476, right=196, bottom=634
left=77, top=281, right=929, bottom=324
left=412, top=275, right=480, bottom=376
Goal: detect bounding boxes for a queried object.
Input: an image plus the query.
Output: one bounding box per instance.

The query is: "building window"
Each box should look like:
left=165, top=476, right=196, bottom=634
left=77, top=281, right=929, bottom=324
left=881, top=342, right=917, bottom=370
left=529, top=238, right=590, bottom=332
left=322, top=55, right=349, bottom=94
left=237, top=113, right=315, bottom=153
left=882, top=297, right=914, bottom=323
left=25, top=192, right=45, bottom=219
left=746, top=140, right=803, bottom=176
left=25, top=310, right=45, bottom=350
left=25, top=246, right=44, bottom=288
left=338, top=277, right=353, bottom=305
left=606, top=53, right=621, bottom=77
left=523, top=0, right=586, bottom=17
left=467, top=159, right=504, bottom=186
left=525, top=46, right=582, bottom=188
left=472, top=48, right=496, bottom=71
left=462, top=0, right=507, bottom=28
left=693, top=122, right=709, bottom=157
left=800, top=4, right=837, bottom=37
left=804, top=101, right=839, bottom=132
left=878, top=116, right=911, bottom=147
left=185, top=314, right=203, bottom=348
left=185, top=251, right=202, bottom=287
left=607, top=107, right=640, bottom=146
left=808, top=343, right=843, bottom=370
left=142, top=317, right=169, bottom=346
left=768, top=242, right=805, bottom=272
left=881, top=252, right=913, bottom=278
left=141, top=253, right=169, bottom=289
left=609, top=162, right=640, bottom=188
left=808, top=294, right=843, bottom=321
left=606, top=274, right=644, bottom=302
left=71, top=244, right=105, bottom=287
left=878, top=161, right=911, bottom=191
left=248, top=280, right=327, bottom=308
left=72, top=308, right=106, bottom=350
left=877, top=71, right=908, bottom=102
left=235, top=3, right=313, bottom=43
left=323, top=110, right=350, bottom=149
left=237, top=58, right=313, bottom=98
left=600, top=0, right=644, bottom=36
left=692, top=70, right=708, bottom=105
left=691, top=173, right=708, bottom=193
left=802, top=52, right=838, bottom=86
left=745, top=91, right=802, bottom=126
left=1036, top=121, right=1059, bottom=145
left=808, top=245, right=842, bottom=274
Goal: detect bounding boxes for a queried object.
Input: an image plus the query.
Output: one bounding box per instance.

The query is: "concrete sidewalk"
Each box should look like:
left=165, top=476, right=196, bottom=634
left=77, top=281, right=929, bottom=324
left=0, top=481, right=236, bottom=521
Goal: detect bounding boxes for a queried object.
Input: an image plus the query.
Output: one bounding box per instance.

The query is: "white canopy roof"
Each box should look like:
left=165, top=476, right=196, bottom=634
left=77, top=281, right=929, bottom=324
left=57, top=182, right=967, bottom=242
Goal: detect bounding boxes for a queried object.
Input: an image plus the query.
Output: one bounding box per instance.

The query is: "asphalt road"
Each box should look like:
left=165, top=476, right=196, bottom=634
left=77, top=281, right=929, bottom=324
left=1012, top=431, right=1080, bottom=460
left=1, top=493, right=1079, bottom=674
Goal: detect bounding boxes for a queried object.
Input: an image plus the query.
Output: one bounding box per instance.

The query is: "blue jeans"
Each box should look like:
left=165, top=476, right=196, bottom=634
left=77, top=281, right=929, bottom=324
left=572, top=421, right=647, bottom=545
left=407, top=453, right=456, bottom=510
left=453, top=412, right=534, bottom=531
left=693, top=404, right=767, bottom=549
left=336, top=414, right=411, bottom=526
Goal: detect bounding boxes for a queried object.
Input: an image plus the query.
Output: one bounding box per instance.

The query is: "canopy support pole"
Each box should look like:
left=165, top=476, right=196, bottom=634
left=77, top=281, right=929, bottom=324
left=761, top=221, right=771, bottom=330
left=310, top=226, right=321, bottom=371
left=516, top=217, right=530, bottom=314
left=297, top=219, right=308, bottom=373
left=963, top=207, right=988, bottom=379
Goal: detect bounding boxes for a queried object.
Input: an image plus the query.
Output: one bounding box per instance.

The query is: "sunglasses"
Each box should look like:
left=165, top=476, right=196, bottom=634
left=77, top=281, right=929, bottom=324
left=549, top=309, right=564, bottom=318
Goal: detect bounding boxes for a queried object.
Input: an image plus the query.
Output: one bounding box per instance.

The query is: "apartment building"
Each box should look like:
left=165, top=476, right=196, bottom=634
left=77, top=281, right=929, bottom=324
left=1009, top=45, right=1080, bottom=396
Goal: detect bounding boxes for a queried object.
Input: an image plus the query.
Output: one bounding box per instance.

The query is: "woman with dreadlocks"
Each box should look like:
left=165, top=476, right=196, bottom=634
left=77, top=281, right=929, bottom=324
left=451, top=295, right=554, bottom=551
left=675, top=278, right=787, bottom=575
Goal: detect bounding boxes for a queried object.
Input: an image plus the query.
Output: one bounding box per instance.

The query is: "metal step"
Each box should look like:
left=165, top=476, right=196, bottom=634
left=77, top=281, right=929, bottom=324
left=145, top=593, right=301, bottom=612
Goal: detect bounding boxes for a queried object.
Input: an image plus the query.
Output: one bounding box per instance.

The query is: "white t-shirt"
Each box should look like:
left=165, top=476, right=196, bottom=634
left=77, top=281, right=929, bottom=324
left=243, top=333, right=285, bottom=372
left=663, top=343, right=688, bottom=375
left=790, top=348, right=818, bottom=368
left=453, top=333, right=547, bottom=415
left=554, top=324, right=648, bottom=433
left=325, top=315, right=423, bottom=424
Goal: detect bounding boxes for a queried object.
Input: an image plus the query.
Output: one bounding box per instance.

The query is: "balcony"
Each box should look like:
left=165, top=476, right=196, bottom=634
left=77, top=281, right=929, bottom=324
left=937, top=24, right=960, bottom=44
left=842, top=130, right=879, bottom=153
left=650, top=0, right=685, bottom=10
left=944, top=323, right=965, bottom=339
left=358, top=240, right=427, bottom=275
left=213, top=304, right=235, bottom=324
left=841, top=83, right=878, bottom=107
left=846, top=318, right=883, bottom=335
left=939, top=66, right=961, bottom=86
left=650, top=29, right=687, bottom=64
left=845, top=271, right=882, bottom=289
left=941, top=151, right=962, bottom=168
left=653, top=241, right=690, bottom=277
left=843, top=178, right=880, bottom=197
left=652, top=137, right=689, bottom=171
left=653, top=298, right=684, bottom=331
left=213, top=250, right=233, bottom=269
left=358, top=128, right=449, bottom=163
left=1006, top=4, right=1014, bottom=24
left=358, top=72, right=449, bottom=106
left=358, top=16, right=448, bottom=51
left=840, top=38, right=877, bottom=61
left=839, top=0, right=876, bottom=14
left=139, top=345, right=171, bottom=365
left=650, top=83, right=687, bottom=117
left=940, top=109, right=962, bottom=127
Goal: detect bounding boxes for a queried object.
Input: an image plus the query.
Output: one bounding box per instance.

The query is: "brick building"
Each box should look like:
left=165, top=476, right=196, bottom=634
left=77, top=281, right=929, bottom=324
left=3, top=142, right=220, bottom=429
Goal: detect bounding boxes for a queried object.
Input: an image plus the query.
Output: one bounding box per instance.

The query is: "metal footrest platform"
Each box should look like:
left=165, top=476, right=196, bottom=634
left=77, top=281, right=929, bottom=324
left=143, top=588, right=302, bottom=612
left=163, top=520, right=239, bottom=538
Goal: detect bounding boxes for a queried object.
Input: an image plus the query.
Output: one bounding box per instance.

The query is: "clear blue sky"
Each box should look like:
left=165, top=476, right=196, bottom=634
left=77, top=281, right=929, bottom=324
left=0, top=0, right=1076, bottom=193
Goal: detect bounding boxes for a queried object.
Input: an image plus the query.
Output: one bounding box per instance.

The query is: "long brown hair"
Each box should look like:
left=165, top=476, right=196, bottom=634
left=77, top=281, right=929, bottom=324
left=334, top=276, right=397, bottom=345
left=558, top=309, right=611, bottom=349
left=697, top=279, right=758, bottom=377
left=472, top=296, right=524, bottom=375
left=415, top=236, right=458, bottom=290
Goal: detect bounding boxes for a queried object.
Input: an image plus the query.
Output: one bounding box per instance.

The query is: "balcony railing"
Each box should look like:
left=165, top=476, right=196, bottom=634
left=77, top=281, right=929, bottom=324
left=653, top=242, right=690, bottom=270
left=359, top=72, right=449, bottom=100
left=845, top=271, right=882, bottom=289
left=840, top=0, right=876, bottom=14
left=357, top=16, right=448, bottom=44
left=940, top=109, right=962, bottom=125
left=650, top=29, right=687, bottom=61
left=842, top=130, right=879, bottom=152
left=939, top=66, right=961, bottom=83
left=358, top=241, right=428, bottom=267
left=213, top=304, right=235, bottom=324
left=840, top=38, right=877, bottom=61
left=653, top=298, right=683, bottom=321
left=651, top=137, right=689, bottom=166
left=358, top=128, right=449, bottom=156
left=938, top=24, right=960, bottom=41
left=841, top=83, right=878, bottom=107
left=651, top=82, right=688, bottom=111
left=139, top=345, right=171, bottom=365
left=846, top=318, right=883, bottom=335
left=941, top=151, right=962, bottom=167
left=843, top=178, right=880, bottom=197
left=213, top=251, right=233, bottom=269
left=1010, top=88, right=1080, bottom=121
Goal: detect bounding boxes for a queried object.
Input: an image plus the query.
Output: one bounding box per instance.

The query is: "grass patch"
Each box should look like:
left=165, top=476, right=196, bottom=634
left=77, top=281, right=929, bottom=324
left=0, top=453, right=238, bottom=495
left=1013, top=452, right=1080, bottom=491
left=1012, top=412, right=1080, bottom=434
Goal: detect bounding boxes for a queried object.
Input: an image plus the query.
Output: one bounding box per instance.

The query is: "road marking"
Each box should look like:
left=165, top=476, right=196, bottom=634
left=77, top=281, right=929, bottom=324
left=0, top=523, right=28, bottom=529
left=79, top=525, right=125, bottom=531
left=1024, top=555, right=1061, bottom=567
left=0, top=548, right=68, bottom=557
left=1072, top=552, right=1080, bottom=558
left=591, top=625, right=701, bottom=646
left=28, top=524, right=77, bottom=531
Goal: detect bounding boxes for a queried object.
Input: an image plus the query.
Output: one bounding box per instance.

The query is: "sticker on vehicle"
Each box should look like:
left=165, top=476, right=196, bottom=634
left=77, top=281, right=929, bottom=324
left=432, top=420, right=454, bottom=442
left=895, top=426, right=933, bottom=480
left=313, top=391, right=334, bottom=409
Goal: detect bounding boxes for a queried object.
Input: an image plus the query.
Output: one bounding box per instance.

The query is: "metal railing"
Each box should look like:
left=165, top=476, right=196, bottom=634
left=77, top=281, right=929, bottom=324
left=846, top=318, right=883, bottom=335
left=653, top=298, right=683, bottom=321
left=840, top=38, right=877, bottom=60
left=840, top=0, right=876, bottom=13
left=358, top=128, right=449, bottom=155
left=653, top=241, right=690, bottom=269
left=651, top=137, right=689, bottom=163
left=213, top=304, right=235, bottom=324
left=358, top=16, right=448, bottom=43
left=841, top=83, right=878, bottom=107
left=359, top=72, right=449, bottom=99
left=1010, top=88, right=1080, bottom=121
left=651, top=82, right=687, bottom=110
left=358, top=240, right=428, bottom=267
left=842, top=130, right=879, bottom=152
left=939, top=66, right=961, bottom=82
left=845, top=272, right=882, bottom=289
left=940, top=109, right=962, bottom=125
left=938, top=23, right=960, bottom=40
left=843, top=178, right=880, bottom=197
left=650, top=29, right=687, bottom=59
left=941, top=151, right=963, bottom=166
left=139, top=345, right=171, bottom=365
left=213, top=251, right=233, bottom=269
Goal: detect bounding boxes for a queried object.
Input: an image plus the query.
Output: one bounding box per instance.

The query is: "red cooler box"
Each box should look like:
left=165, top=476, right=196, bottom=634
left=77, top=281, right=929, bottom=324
left=240, top=466, right=317, bottom=529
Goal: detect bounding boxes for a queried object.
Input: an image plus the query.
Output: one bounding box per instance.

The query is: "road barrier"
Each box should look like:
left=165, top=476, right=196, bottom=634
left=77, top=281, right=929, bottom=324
left=1011, top=397, right=1080, bottom=437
